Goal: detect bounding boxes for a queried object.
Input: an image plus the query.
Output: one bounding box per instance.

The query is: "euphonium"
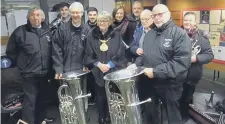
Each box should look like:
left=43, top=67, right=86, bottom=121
left=58, top=70, right=91, bottom=124
left=192, top=41, right=201, bottom=55
left=104, top=67, right=152, bottom=124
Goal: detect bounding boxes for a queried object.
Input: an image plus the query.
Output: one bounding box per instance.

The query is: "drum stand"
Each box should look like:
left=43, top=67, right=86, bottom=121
left=205, top=91, right=215, bottom=108
left=203, top=91, right=225, bottom=124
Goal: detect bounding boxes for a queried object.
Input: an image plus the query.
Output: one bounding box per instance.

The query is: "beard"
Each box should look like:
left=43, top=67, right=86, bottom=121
left=155, top=23, right=163, bottom=28
left=89, top=19, right=96, bottom=23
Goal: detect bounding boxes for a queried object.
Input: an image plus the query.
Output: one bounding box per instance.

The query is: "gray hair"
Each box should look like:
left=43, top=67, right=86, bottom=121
left=97, top=11, right=113, bottom=25
left=26, top=7, right=45, bottom=21
left=69, top=2, right=84, bottom=13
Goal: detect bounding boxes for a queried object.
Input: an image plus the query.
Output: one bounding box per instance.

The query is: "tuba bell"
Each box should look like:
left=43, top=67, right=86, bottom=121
left=104, top=67, right=152, bottom=124
left=58, top=70, right=91, bottom=124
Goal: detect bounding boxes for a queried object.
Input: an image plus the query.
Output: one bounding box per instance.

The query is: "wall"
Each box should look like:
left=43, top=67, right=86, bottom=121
left=89, top=0, right=115, bottom=14
left=168, top=0, right=225, bottom=25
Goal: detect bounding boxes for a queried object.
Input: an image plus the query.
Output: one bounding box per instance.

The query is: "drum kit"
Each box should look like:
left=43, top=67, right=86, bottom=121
left=57, top=67, right=152, bottom=124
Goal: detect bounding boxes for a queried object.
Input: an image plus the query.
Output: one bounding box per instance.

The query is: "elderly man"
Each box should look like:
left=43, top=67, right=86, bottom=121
left=130, top=9, right=153, bottom=57
left=6, top=7, right=53, bottom=124
left=130, top=9, right=153, bottom=104
left=52, top=2, right=89, bottom=78
left=129, top=4, right=192, bottom=124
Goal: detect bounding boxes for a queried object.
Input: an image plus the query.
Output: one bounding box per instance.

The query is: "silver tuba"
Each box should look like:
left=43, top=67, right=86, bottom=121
left=104, top=67, right=152, bottom=124
left=58, top=70, right=91, bottom=124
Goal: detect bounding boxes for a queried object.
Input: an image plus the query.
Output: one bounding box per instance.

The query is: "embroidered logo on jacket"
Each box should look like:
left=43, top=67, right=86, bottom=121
left=163, top=39, right=172, bottom=48
left=46, top=36, right=51, bottom=42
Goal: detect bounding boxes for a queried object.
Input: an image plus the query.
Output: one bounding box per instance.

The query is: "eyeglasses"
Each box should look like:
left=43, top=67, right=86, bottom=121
left=140, top=18, right=151, bottom=21
left=151, top=11, right=168, bottom=18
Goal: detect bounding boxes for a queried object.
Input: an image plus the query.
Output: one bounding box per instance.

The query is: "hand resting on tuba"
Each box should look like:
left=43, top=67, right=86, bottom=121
left=126, top=64, right=137, bottom=69
left=143, top=68, right=154, bottom=78
left=127, top=64, right=154, bottom=78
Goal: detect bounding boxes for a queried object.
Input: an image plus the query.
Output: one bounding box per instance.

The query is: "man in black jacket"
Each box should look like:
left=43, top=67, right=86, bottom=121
left=84, top=7, right=98, bottom=34
left=6, top=7, right=53, bottom=124
left=83, top=7, right=98, bottom=105
left=50, top=2, right=71, bottom=34
left=52, top=2, right=89, bottom=79
left=128, top=4, right=192, bottom=124
left=125, top=1, right=143, bottom=45
left=124, top=1, right=143, bottom=63
left=180, top=12, right=214, bottom=121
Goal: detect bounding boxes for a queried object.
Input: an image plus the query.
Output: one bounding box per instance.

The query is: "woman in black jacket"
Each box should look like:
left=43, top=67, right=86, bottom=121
left=112, top=6, right=129, bottom=42
left=180, top=12, right=214, bottom=121
left=112, top=6, right=135, bottom=64
left=85, top=11, right=126, bottom=124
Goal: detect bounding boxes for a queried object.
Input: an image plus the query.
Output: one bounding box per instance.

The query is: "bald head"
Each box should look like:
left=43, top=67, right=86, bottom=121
left=152, top=4, right=171, bottom=27
left=152, top=4, right=169, bottom=14
left=140, top=9, right=152, bottom=18
left=140, top=9, right=153, bottom=29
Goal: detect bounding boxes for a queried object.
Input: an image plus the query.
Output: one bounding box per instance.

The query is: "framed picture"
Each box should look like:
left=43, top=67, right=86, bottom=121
left=200, top=10, right=210, bottom=24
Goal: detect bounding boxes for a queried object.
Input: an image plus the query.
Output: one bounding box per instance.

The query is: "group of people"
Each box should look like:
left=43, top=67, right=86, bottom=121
left=6, top=0, right=214, bottom=124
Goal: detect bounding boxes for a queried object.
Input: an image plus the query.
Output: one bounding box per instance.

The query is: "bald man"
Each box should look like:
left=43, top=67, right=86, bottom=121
left=131, top=4, right=192, bottom=124
left=52, top=2, right=89, bottom=78
left=130, top=9, right=153, bottom=56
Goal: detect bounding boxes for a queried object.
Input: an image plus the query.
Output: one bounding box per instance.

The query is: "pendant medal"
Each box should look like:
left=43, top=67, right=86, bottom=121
left=100, top=38, right=110, bottom=52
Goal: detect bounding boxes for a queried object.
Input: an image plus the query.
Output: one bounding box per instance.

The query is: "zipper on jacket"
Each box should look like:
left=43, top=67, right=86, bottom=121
left=38, top=35, right=44, bottom=74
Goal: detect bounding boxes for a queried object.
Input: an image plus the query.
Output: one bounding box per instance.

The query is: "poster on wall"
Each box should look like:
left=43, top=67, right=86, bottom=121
left=197, top=24, right=209, bottom=32
left=200, top=10, right=210, bottom=24
left=210, top=10, right=221, bottom=24
left=210, top=25, right=224, bottom=32
left=209, top=32, right=221, bottom=46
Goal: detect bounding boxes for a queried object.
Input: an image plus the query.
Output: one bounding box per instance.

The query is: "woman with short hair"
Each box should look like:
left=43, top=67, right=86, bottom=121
left=85, top=11, right=126, bottom=124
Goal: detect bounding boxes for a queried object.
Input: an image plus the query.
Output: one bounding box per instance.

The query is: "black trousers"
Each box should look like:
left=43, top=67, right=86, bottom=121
left=144, top=82, right=183, bottom=124
left=21, top=76, right=48, bottom=124
left=95, top=84, right=109, bottom=120
left=180, top=81, right=198, bottom=118
left=86, top=73, right=96, bottom=102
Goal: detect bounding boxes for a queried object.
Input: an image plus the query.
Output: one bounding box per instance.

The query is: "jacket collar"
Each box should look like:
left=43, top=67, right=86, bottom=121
left=151, top=19, right=175, bottom=33
left=92, top=26, right=115, bottom=40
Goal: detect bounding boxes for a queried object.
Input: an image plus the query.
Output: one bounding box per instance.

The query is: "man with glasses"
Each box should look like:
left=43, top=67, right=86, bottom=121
left=130, top=9, right=153, bottom=57
left=128, top=4, right=192, bottom=124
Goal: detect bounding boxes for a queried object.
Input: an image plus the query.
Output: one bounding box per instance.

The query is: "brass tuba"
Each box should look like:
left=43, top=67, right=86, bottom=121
left=104, top=67, right=152, bottom=124
left=58, top=70, right=91, bottom=124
